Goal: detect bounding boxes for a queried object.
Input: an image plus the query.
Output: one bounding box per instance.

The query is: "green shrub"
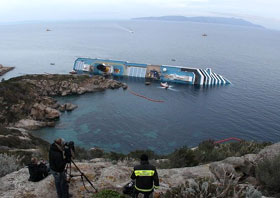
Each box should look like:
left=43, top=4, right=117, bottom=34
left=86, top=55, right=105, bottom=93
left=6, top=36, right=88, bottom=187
left=162, top=177, right=262, bottom=198
left=88, top=148, right=105, bottom=158
left=194, top=140, right=271, bottom=165
left=93, top=189, right=126, bottom=198
left=156, top=140, right=271, bottom=169
left=256, top=154, right=280, bottom=193
left=127, top=150, right=160, bottom=160
left=168, top=146, right=198, bottom=168
left=105, top=152, right=126, bottom=162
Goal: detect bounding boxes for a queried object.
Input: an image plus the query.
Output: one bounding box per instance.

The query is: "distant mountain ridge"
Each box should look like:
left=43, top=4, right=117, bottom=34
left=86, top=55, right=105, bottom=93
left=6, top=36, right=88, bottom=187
left=132, top=16, right=264, bottom=28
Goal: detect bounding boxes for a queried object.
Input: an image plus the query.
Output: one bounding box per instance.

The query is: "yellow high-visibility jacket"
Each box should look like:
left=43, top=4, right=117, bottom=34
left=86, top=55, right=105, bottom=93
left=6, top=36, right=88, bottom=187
left=131, top=161, right=159, bottom=192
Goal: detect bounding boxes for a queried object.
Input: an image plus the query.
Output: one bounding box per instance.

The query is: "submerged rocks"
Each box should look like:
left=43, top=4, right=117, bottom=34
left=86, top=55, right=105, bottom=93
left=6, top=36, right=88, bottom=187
left=65, top=103, right=78, bottom=111
left=122, top=83, right=128, bottom=89
left=58, top=103, right=78, bottom=112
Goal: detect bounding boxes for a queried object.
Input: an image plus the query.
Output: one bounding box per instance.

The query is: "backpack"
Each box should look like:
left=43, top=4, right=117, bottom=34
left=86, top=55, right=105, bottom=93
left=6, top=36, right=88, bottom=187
left=123, top=180, right=135, bottom=195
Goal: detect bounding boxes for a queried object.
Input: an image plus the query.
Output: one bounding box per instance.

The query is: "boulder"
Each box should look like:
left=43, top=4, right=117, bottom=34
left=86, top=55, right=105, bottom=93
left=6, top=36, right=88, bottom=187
left=255, top=142, right=280, bottom=163
left=61, top=90, right=71, bottom=96
left=209, top=162, right=240, bottom=182
left=30, top=103, right=46, bottom=120
left=0, top=168, right=56, bottom=198
left=58, top=104, right=66, bottom=112
left=65, top=103, right=78, bottom=111
left=44, top=107, right=60, bottom=120
left=122, top=83, right=128, bottom=89
left=77, top=87, right=86, bottom=94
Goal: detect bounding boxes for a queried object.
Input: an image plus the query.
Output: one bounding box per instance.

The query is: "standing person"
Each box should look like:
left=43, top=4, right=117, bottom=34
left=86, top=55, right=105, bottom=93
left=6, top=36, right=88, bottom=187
left=131, top=154, right=160, bottom=198
left=49, top=138, right=70, bottom=198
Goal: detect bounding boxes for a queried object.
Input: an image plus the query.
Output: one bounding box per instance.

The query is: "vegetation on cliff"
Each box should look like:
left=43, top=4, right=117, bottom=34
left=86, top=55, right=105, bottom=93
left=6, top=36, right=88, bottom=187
left=74, top=139, right=271, bottom=168
left=0, top=78, right=39, bottom=124
left=256, top=153, right=280, bottom=195
left=0, top=126, right=50, bottom=165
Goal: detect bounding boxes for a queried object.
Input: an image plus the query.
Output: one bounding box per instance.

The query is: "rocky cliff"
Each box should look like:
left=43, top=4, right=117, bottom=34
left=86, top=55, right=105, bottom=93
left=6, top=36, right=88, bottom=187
left=1, top=143, right=279, bottom=198
left=0, top=74, right=126, bottom=164
left=0, top=74, right=126, bottom=129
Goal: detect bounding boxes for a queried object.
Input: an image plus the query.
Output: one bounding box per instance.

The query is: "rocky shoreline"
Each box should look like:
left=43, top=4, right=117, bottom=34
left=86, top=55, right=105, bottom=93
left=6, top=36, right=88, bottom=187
left=0, top=64, right=14, bottom=76
left=0, top=74, right=127, bottom=130
left=0, top=74, right=127, bottom=163
left=0, top=74, right=278, bottom=198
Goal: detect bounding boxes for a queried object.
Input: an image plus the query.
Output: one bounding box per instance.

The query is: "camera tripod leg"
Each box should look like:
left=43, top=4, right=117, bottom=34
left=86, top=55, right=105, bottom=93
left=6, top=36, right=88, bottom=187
left=68, top=160, right=98, bottom=193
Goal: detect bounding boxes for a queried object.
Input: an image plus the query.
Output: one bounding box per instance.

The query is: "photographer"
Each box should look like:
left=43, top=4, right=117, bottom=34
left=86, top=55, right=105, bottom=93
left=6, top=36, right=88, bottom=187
left=49, top=138, right=71, bottom=198
left=28, top=157, right=48, bottom=182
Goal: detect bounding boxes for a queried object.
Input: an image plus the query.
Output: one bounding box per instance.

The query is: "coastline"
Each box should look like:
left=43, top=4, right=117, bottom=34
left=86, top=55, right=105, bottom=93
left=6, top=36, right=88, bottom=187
left=0, top=73, right=279, bottom=197
left=0, top=64, right=14, bottom=76
left=0, top=74, right=127, bottom=129
left=0, top=74, right=127, bottom=162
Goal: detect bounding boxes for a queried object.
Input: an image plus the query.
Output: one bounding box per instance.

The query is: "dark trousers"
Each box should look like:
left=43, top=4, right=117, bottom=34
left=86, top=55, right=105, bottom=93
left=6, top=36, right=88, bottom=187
left=133, top=189, right=153, bottom=198
left=51, top=170, right=69, bottom=198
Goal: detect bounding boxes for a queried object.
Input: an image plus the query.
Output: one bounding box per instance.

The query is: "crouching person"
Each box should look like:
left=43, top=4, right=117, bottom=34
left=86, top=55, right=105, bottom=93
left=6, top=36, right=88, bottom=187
left=28, top=157, right=49, bottom=182
left=131, top=154, right=159, bottom=198
left=49, top=138, right=70, bottom=198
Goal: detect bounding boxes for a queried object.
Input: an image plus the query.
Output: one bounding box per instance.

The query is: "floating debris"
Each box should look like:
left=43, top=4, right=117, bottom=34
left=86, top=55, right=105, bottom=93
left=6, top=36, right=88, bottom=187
left=145, top=81, right=151, bottom=85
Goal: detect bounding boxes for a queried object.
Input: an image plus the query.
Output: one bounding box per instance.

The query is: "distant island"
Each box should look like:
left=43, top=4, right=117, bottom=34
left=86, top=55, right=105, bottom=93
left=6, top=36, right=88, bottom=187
left=132, top=16, right=264, bottom=28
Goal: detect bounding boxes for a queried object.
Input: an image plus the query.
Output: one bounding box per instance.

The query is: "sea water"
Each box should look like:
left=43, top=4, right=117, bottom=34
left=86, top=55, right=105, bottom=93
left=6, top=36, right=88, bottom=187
left=0, top=20, right=279, bottom=154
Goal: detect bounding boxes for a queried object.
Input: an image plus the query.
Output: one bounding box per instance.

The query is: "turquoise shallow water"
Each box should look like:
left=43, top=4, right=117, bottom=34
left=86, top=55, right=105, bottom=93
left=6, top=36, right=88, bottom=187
left=1, top=20, right=280, bottom=154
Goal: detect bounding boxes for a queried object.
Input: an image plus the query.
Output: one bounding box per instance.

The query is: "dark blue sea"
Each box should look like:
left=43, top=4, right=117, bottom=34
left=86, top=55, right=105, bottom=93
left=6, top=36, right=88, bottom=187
left=1, top=20, right=280, bottom=154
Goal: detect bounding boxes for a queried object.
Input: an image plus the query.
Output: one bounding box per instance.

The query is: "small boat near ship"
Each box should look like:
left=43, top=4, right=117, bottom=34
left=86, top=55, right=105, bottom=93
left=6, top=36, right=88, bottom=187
left=69, top=70, right=77, bottom=74
left=71, top=58, right=230, bottom=86
left=160, top=82, right=169, bottom=88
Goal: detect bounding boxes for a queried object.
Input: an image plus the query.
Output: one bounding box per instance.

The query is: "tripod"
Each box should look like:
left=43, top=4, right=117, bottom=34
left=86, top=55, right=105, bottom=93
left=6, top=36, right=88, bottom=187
left=65, top=159, right=98, bottom=193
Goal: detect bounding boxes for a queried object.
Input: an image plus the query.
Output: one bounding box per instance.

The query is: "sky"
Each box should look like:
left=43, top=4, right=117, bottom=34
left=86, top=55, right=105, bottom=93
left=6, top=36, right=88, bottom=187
left=0, top=0, right=280, bottom=29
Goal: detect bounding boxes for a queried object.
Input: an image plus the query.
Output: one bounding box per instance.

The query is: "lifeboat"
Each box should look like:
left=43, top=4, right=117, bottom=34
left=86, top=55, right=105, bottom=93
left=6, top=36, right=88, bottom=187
left=160, top=82, right=169, bottom=88
left=69, top=70, right=77, bottom=74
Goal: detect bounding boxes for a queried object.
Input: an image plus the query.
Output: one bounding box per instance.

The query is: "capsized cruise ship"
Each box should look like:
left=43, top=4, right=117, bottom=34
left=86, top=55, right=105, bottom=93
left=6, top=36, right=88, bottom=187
left=72, top=58, right=231, bottom=86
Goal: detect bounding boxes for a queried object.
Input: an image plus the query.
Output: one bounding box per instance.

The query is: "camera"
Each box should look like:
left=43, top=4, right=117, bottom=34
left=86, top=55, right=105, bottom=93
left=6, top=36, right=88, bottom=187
left=64, top=141, right=75, bottom=163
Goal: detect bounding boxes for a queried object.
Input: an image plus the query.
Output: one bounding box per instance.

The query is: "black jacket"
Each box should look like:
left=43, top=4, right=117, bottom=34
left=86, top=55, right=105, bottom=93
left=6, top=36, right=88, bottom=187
left=49, top=143, right=66, bottom=172
left=28, top=163, right=48, bottom=182
left=131, top=161, right=159, bottom=192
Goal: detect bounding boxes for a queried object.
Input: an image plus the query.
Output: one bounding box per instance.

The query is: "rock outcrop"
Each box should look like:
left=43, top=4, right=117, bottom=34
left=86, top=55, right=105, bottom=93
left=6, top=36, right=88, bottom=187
left=0, top=74, right=125, bottom=129
left=0, top=158, right=213, bottom=198
left=1, top=143, right=280, bottom=198
left=14, top=119, right=55, bottom=130
left=0, top=127, right=50, bottom=164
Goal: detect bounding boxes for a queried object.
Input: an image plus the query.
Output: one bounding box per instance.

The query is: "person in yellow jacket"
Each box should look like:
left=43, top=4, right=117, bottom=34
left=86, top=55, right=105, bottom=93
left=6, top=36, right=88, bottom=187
left=131, top=154, right=159, bottom=198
